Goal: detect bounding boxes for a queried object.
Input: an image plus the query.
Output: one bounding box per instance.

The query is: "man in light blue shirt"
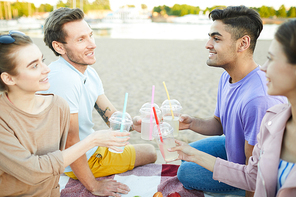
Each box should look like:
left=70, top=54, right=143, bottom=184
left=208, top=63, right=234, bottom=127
left=43, top=7, right=157, bottom=197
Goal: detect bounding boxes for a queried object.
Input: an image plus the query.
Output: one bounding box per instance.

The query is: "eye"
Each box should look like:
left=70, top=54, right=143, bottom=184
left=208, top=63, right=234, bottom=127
left=42, top=58, right=46, bottom=62
left=32, top=64, right=38, bottom=69
left=267, top=56, right=272, bottom=61
left=78, top=38, right=83, bottom=42
left=214, top=37, right=220, bottom=41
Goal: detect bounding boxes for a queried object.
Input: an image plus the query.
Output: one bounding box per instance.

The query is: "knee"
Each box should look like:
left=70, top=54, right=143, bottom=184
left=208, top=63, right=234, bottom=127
left=177, top=164, right=188, bottom=184
left=147, top=144, right=157, bottom=163
left=134, top=144, right=157, bottom=166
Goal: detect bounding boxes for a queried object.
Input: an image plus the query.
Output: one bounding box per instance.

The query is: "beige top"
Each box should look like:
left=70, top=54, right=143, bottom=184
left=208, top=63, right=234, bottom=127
left=0, top=94, right=70, bottom=197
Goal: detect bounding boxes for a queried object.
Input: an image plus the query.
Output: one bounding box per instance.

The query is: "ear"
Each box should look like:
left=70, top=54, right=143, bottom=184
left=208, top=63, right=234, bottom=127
left=1, top=72, right=16, bottom=86
left=52, top=41, right=66, bottom=55
left=237, top=35, right=251, bottom=53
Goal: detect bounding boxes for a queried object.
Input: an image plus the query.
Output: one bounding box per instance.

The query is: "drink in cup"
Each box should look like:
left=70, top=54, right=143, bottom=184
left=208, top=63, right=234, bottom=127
left=108, top=111, right=133, bottom=153
left=160, top=99, right=182, bottom=137
left=153, top=122, right=178, bottom=163
left=139, top=103, right=161, bottom=140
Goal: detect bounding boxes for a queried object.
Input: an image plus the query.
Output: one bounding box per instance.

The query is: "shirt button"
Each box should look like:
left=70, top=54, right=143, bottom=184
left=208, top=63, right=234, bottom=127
left=267, top=121, right=272, bottom=126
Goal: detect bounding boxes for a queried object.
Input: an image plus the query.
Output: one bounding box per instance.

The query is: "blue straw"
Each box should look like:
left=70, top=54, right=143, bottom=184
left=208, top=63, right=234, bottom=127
left=120, top=92, right=128, bottom=132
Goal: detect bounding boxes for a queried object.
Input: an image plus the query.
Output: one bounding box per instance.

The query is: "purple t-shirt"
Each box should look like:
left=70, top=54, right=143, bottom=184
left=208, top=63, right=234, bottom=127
left=215, top=67, right=287, bottom=164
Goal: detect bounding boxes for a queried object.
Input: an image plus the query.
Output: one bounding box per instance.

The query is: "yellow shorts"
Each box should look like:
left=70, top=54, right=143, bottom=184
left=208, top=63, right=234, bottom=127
left=65, top=145, right=136, bottom=179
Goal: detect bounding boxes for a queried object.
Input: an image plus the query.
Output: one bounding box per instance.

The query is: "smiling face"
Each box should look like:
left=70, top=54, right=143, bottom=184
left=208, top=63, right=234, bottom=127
left=205, top=20, right=238, bottom=69
left=261, top=39, right=296, bottom=98
left=10, top=44, right=50, bottom=93
left=61, top=19, right=96, bottom=70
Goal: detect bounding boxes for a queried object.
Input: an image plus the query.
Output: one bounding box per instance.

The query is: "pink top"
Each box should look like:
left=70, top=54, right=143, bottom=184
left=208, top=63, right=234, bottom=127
left=213, top=104, right=296, bottom=197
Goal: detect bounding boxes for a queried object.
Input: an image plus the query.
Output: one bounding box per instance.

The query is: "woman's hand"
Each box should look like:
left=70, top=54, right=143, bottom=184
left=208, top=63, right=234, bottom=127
left=90, top=130, right=130, bottom=152
left=169, top=139, right=217, bottom=172
left=169, top=140, right=199, bottom=163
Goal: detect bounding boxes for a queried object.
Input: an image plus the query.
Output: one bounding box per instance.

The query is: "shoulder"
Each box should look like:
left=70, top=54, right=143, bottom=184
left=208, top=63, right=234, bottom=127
left=86, top=66, right=101, bottom=79
left=0, top=94, right=11, bottom=115
left=218, top=71, right=230, bottom=87
left=266, top=103, right=290, bottom=115
left=53, top=95, right=70, bottom=110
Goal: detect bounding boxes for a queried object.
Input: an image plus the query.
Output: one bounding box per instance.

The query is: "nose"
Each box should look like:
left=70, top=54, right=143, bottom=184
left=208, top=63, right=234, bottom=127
left=205, top=38, right=213, bottom=50
left=42, top=63, right=50, bottom=74
left=260, top=60, right=268, bottom=73
left=87, top=37, right=96, bottom=49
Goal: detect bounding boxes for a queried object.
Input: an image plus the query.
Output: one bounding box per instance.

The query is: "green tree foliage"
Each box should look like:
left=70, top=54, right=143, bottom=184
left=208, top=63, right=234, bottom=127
left=153, top=5, right=171, bottom=15
left=10, top=2, right=35, bottom=17
left=252, top=6, right=276, bottom=18
left=56, top=0, right=68, bottom=8
left=287, top=7, right=296, bottom=17
left=141, top=4, right=147, bottom=9
left=277, top=5, right=287, bottom=17
left=154, top=4, right=200, bottom=16
left=259, top=6, right=270, bottom=18
left=38, top=4, right=53, bottom=12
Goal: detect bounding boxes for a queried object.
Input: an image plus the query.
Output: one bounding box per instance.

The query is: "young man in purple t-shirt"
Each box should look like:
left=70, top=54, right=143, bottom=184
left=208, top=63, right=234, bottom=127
left=176, top=6, right=287, bottom=196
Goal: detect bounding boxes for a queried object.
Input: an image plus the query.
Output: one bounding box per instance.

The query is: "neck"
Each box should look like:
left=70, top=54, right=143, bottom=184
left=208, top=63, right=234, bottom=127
left=225, top=57, right=257, bottom=83
left=289, top=97, right=296, bottom=125
left=6, top=91, right=37, bottom=114
left=61, top=55, right=88, bottom=74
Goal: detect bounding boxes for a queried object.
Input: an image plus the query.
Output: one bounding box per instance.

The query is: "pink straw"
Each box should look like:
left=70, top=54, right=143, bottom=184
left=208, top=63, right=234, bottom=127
left=153, top=106, right=163, bottom=143
left=149, top=85, right=155, bottom=140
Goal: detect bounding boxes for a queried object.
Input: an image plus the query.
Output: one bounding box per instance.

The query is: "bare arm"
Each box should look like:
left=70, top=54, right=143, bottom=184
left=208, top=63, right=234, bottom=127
left=94, top=94, right=117, bottom=127
left=245, top=140, right=255, bottom=197
left=65, top=113, right=98, bottom=191
left=180, top=115, right=223, bottom=136
left=169, top=140, right=217, bottom=172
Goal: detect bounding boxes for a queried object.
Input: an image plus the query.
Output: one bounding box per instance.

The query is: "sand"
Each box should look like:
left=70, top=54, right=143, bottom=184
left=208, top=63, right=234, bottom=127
left=32, top=37, right=272, bottom=164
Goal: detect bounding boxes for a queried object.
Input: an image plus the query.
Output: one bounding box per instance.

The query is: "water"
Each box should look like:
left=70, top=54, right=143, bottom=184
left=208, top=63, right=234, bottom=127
left=163, top=116, right=179, bottom=137
left=91, top=22, right=279, bottom=40
left=158, top=138, right=178, bottom=163
left=141, top=118, right=156, bottom=140
left=8, top=20, right=278, bottom=40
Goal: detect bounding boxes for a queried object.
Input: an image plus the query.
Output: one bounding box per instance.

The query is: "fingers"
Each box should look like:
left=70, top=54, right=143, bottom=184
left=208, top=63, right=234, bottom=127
left=179, top=114, right=190, bottom=122
left=112, top=131, right=131, bottom=137
left=175, top=139, right=186, bottom=146
left=116, top=182, right=130, bottom=194
left=132, top=116, right=141, bottom=125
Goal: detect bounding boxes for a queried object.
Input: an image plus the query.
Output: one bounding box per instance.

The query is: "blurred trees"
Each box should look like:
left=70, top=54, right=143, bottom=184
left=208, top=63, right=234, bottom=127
left=0, top=1, right=295, bottom=20
left=153, top=4, right=200, bottom=16
left=0, top=0, right=111, bottom=19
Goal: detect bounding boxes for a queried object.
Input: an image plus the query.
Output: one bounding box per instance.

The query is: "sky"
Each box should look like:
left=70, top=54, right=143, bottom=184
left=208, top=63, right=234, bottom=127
left=11, top=0, right=296, bottom=10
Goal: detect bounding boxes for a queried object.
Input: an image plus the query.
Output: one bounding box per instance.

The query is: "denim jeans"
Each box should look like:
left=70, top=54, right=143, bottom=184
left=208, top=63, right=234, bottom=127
left=177, top=135, right=245, bottom=196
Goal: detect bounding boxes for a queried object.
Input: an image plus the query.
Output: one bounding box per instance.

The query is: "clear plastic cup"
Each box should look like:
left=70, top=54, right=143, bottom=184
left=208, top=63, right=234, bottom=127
left=108, top=111, right=133, bottom=153
left=153, top=122, right=178, bottom=163
left=139, top=103, right=161, bottom=140
left=160, top=99, right=182, bottom=137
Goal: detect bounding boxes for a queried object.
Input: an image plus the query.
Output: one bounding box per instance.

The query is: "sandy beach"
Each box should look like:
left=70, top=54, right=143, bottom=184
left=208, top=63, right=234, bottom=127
left=32, top=37, right=272, bottom=164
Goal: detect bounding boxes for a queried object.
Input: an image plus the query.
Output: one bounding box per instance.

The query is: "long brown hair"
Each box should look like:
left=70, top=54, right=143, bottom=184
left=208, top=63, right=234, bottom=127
left=275, top=19, right=296, bottom=64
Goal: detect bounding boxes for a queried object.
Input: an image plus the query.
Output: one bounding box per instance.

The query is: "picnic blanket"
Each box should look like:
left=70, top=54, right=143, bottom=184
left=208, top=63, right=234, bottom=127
left=60, top=163, right=204, bottom=197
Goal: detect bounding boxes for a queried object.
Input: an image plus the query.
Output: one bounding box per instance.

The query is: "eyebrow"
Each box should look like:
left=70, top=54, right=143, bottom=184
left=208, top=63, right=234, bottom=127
left=26, top=54, right=43, bottom=67
left=208, top=32, right=222, bottom=37
left=75, top=31, right=93, bottom=40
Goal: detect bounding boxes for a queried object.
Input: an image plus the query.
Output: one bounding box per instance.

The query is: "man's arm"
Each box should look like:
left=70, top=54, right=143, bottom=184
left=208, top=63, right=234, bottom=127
left=94, top=94, right=117, bottom=127
left=180, top=115, right=224, bottom=136
left=66, top=113, right=98, bottom=191
left=245, top=141, right=255, bottom=197
left=66, top=113, right=130, bottom=196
